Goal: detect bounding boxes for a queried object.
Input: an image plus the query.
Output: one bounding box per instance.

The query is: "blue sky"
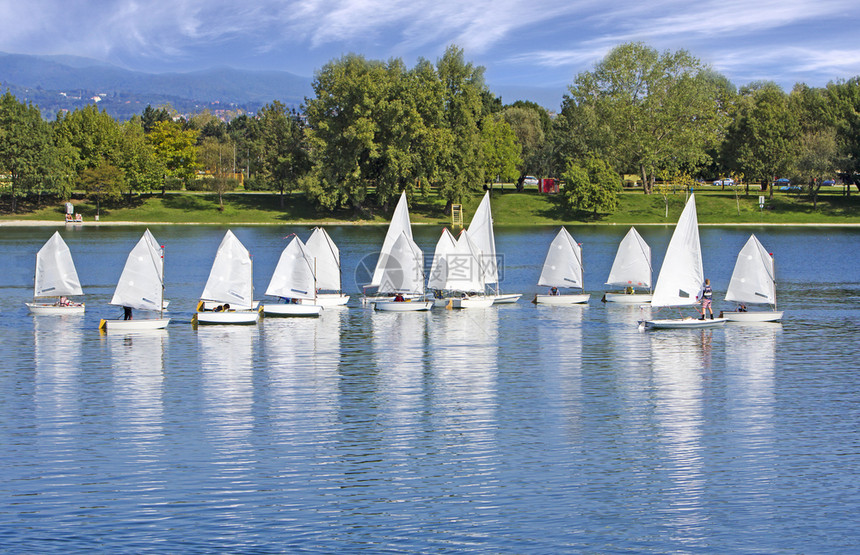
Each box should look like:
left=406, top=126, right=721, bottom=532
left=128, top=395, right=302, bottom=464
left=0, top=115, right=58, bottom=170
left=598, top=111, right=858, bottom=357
left=2, top=0, right=858, bottom=107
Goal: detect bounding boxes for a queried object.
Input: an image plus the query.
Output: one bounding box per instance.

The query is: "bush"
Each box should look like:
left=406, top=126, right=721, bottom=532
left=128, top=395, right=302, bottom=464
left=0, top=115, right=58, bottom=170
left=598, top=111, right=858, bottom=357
left=561, top=156, right=620, bottom=215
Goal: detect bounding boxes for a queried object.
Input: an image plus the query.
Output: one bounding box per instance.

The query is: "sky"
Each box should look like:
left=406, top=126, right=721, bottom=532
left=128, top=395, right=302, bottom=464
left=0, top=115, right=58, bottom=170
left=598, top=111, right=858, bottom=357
left=1, top=0, right=859, bottom=106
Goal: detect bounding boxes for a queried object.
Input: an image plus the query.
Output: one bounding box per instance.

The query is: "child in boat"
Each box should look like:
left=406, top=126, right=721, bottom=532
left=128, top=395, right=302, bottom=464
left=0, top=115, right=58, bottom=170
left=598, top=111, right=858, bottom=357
left=699, top=279, right=714, bottom=319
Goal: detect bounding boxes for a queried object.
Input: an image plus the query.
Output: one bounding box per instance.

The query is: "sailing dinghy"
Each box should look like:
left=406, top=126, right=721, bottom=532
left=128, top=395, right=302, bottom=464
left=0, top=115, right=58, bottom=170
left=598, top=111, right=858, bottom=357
left=261, top=235, right=323, bottom=317
left=305, top=227, right=349, bottom=307
left=99, top=233, right=170, bottom=331
left=25, top=232, right=85, bottom=314
left=639, top=194, right=727, bottom=329
left=603, top=227, right=653, bottom=303
left=193, top=230, right=259, bottom=325
left=428, top=228, right=494, bottom=309
left=721, top=235, right=783, bottom=322
left=468, top=191, right=521, bottom=304
left=368, top=191, right=432, bottom=312
left=534, top=227, right=590, bottom=305
left=143, top=229, right=170, bottom=310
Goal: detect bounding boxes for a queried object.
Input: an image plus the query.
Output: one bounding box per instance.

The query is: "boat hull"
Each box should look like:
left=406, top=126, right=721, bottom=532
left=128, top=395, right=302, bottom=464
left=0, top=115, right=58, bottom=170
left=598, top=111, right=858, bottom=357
left=199, top=300, right=259, bottom=312
left=433, top=296, right=495, bottom=309
left=603, top=292, right=652, bottom=304
left=261, top=303, right=322, bottom=317
left=640, top=317, right=728, bottom=329
left=26, top=302, right=85, bottom=315
left=535, top=294, right=590, bottom=305
left=193, top=311, right=259, bottom=325
left=722, top=310, right=783, bottom=322
left=373, top=300, right=433, bottom=312
left=100, top=318, right=170, bottom=331
left=315, top=293, right=350, bottom=307
left=492, top=293, right=522, bottom=304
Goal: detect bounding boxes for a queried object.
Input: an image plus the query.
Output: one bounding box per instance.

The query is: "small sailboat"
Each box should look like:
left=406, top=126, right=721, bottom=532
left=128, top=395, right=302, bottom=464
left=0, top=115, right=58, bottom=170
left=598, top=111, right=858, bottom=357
left=534, top=227, right=590, bottom=305
left=721, top=235, right=783, bottom=322
left=368, top=191, right=432, bottom=312
left=305, top=227, right=349, bottom=306
left=143, top=229, right=170, bottom=310
left=428, top=228, right=494, bottom=309
left=468, top=191, right=521, bottom=304
left=25, top=231, right=85, bottom=314
left=99, top=233, right=170, bottom=331
left=603, top=227, right=653, bottom=303
left=639, top=194, right=727, bottom=329
left=261, top=235, right=323, bottom=317
left=193, top=230, right=259, bottom=325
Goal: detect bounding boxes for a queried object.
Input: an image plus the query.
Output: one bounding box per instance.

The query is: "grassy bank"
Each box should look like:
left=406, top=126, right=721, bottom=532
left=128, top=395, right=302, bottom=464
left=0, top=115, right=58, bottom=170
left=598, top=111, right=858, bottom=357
left=2, top=187, right=859, bottom=226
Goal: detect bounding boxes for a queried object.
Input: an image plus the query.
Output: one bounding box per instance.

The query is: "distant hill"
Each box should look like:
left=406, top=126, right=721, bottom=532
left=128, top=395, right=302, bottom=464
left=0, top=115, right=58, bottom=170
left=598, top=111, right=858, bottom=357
left=0, top=52, right=313, bottom=120
left=0, top=52, right=563, bottom=120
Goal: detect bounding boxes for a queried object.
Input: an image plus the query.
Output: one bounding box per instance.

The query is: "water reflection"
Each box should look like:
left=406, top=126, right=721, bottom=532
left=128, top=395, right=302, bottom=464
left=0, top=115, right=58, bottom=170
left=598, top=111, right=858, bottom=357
left=34, top=315, right=84, bottom=443
left=648, top=330, right=710, bottom=547
left=198, top=326, right=255, bottom=445
left=107, top=331, right=167, bottom=457
left=536, top=306, right=584, bottom=435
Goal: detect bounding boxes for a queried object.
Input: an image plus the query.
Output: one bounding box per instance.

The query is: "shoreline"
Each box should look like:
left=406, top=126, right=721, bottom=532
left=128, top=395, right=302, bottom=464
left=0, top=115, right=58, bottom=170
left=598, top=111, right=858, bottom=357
left=3, top=219, right=860, bottom=228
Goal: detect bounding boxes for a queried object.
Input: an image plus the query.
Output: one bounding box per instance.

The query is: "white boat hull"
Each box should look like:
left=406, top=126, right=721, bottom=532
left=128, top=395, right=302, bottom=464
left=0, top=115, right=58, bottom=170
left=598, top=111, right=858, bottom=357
left=315, top=293, right=350, bottom=306
left=640, top=317, right=728, bottom=329
left=722, top=310, right=783, bottom=322
left=373, top=300, right=433, bottom=312
left=193, top=311, right=259, bottom=325
left=433, top=296, right=495, bottom=309
left=100, top=318, right=170, bottom=331
left=26, top=302, right=85, bottom=315
left=261, top=303, right=322, bottom=317
left=603, top=292, right=652, bottom=304
left=535, top=294, right=591, bottom=305
left=493, top=293, right=522, bottom=304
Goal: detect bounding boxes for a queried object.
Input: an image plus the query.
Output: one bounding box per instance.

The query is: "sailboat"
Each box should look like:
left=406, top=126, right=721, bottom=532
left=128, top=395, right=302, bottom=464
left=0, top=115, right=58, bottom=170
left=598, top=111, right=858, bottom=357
left=142, top=229, right=170, bottom=310
left=603, top=227, right=653, bottom=303
left=428, top=228, right=494, bottom=308
left=260, top=235, right=323, bottom=317
left=468, top=191, right=522, bottom=304
left=639, top=194, right=727, bottom=329
left=305, top=227, right=349, bottom=306
left=368, top=191, right=432, bottom=312
left=193, top=230, right=259, bottom=325
left=721, top=235, right=783, bottom=322
left=534, top=227, right=590, bottom=305
left=99, top=233, right=170, bottom=331
left=25, top=231, right=85, bottom=314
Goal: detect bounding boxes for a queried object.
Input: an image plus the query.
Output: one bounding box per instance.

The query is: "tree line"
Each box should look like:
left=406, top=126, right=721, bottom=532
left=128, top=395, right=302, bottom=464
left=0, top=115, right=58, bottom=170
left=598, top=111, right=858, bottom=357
left=2, top=43, right=859, bottom=215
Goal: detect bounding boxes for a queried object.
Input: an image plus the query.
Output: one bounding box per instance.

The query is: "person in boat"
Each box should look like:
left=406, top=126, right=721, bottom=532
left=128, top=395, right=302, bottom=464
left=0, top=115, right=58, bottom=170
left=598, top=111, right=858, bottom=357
left=123, top=306, right=133, bottom=320
left=549, top=287, right=559, bottom=296
left=434, top=290, right=443, bottom=299
left=394, top=293, right=405, bottom=302
left=213, top=305, right=224, bottom=312
left=625, top=286, right=635, bottom=294
left=59, top=296, right=69, bottom=306
left=699, top=278, right=714, bottom=320
left=223, top=303, right=231, bottom=311
left=737, top=303, right=747, bottom=312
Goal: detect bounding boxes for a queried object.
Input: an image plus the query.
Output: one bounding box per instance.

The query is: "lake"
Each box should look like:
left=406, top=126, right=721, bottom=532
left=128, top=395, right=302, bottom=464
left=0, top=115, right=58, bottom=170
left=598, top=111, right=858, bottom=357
left=1, top=224, right=858, bottom=552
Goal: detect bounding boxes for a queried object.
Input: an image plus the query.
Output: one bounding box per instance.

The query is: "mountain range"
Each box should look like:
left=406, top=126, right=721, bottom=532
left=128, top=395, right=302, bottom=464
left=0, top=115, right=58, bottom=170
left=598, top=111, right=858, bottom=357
left=0, top=51, right=563, bottom=121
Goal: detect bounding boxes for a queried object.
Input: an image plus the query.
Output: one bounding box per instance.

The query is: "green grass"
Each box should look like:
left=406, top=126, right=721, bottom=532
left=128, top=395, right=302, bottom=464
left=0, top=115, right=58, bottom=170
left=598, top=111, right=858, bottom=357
left=2, top=187, right=859, bottom=225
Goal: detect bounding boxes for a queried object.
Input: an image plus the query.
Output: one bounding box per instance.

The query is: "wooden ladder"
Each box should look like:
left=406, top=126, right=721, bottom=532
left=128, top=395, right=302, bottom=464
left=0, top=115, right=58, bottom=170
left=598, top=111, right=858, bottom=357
left=451, top=204, right=464, bottom=228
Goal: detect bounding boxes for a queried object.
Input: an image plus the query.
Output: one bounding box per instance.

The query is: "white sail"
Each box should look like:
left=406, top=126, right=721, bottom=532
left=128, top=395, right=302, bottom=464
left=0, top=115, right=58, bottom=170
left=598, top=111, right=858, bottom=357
left=606, top=227, right=652, bottom=288
left=110, top=234, right=163, bottom=311
left=449, top=229, right=486, bottom=292
left=370, top=191, right=413, bottom=287
left=34, top=231, right=83, bottom=298
left=200, top=230, right=254, bottom=309
left=377, top=232, right=425, bottom=294
left=650, top=194, right=704, bottom=308
left=538, top=227, right=584, bottom=289
left=265, top=236, right=317, bottom=301
left=306, top=227, right=341, bottom=291
left=467, top=191, right=498, bottom=285
left=427, top=228, right=458, bottom=291
left=725, top=235, right=776, bottom=305
left=142, top=229, right=164, bottom=281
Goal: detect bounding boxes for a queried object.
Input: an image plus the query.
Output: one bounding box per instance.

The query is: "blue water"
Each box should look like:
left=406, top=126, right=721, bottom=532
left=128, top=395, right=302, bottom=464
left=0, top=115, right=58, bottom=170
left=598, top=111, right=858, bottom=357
left=1, top=224, right=859, bottom=552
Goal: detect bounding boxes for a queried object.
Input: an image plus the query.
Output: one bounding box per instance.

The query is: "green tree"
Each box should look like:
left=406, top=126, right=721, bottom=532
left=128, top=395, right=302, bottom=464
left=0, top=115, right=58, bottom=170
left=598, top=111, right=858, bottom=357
left=480, top=114, right=522, bottom=186
left=257, top=101, right=310, bottom=207
left=562, top=156, right=620, bottom=215
left=562, top=42, right=729, bottom=194
left=146, top=120, right=199, bottom=190
left=53, top=104, right=122, bottom=176
left=0, top=91, right=54, bottom=211
left=117, top=120, right=163, bottom=200
left=502, top=105, right=545, bottom=177
left=796, top=128, right=839, bottom=208
left=824, top=78, right=860, bottom=193
left=80, top=163, right=123, bottom=217
left=197, top=135, right=237, bottom=210
left=141, top=105, right=172, bottom=133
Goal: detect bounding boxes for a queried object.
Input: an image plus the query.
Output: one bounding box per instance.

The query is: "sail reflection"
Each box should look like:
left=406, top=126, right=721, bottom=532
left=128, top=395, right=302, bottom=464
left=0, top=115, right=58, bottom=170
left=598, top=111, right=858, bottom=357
left=198, top=326, right=255, bottom=446
left=649, top=330, right=709, bottom=544
left=34, top=315, right=84, bottom=441
left=106, top=331, right=167, bottom=456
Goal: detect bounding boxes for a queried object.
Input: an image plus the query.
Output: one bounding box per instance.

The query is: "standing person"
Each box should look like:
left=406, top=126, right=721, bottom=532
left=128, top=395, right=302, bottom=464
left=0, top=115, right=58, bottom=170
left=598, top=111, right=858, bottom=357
left=699, top=278, right=714, bottom=320
left=123, top=306, right=133, bottom=320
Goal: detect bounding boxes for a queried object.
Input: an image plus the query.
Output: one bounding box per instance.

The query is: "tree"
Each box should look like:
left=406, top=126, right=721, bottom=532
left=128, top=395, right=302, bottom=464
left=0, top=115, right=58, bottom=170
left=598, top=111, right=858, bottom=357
left=480, top=114, right=522, bottom=186
left=146, top=120, right=199, bottom=190
left=141, top=105, right=172, bottom=133
left=562, top=43, right=729, bottom=194
left=0, top=91, right=54, bottom=211
left=562, top=156, right=620, bottom=215
left=117, top=120, right=163, bottom=200
left=197, top=135, right=236, bottom=210
left=80, top=163, right=123, bottom=217
left=796, top=128, right=839, bottom=208
left=53, top=104, right=122, bottom=176
left=257, top=101, right=310, bottom=207
left=502, top=105, right=545, bottom=176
